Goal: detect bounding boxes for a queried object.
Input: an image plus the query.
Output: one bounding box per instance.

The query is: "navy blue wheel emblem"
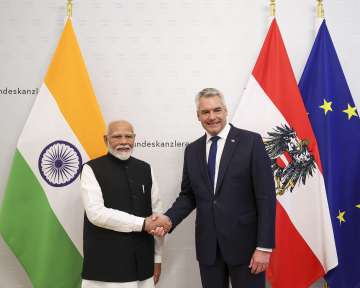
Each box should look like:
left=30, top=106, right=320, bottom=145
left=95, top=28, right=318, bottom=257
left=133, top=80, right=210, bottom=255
left=38, top=140, right=82, bottom=187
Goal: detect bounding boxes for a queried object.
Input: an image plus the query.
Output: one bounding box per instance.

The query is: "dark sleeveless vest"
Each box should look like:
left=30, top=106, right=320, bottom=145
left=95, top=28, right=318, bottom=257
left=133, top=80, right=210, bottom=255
left=82, top=153, right=154, bottom=282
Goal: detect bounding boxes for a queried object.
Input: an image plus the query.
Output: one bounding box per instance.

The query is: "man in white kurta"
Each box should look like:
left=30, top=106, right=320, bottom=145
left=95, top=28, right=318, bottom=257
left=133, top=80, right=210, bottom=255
left=80, top=120, right=164, bottom=288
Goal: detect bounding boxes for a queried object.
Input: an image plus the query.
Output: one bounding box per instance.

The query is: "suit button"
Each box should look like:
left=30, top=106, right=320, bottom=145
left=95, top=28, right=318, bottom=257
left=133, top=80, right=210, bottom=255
left=213, top=200, right=217, bottom=205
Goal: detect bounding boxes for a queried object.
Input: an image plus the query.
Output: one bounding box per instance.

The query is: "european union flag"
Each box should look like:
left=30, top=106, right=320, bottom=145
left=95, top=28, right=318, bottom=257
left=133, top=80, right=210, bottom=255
left=299, top=20, right=360, bottom=288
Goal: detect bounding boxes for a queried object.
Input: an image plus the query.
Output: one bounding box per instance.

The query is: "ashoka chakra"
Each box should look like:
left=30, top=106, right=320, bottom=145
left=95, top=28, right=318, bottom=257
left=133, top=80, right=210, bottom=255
left=38, top=140, right=82, bottom=187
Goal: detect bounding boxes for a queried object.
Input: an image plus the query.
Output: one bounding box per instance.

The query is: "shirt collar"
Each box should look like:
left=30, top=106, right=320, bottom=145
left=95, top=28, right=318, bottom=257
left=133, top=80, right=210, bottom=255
left=206, top=123, right=231, bottom=143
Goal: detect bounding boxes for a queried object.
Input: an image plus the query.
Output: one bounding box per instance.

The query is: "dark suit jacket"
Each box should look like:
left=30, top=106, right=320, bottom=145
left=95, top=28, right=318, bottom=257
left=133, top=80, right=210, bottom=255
left=165, top=124, right=276, bottom=265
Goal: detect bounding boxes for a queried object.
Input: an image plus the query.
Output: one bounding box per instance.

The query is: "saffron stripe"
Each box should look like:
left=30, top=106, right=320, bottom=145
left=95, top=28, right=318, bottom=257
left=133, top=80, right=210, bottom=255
left=45, top=19, right=107, bottom=159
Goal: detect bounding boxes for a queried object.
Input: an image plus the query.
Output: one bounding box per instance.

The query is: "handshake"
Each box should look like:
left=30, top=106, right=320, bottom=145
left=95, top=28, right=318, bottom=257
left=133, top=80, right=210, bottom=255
left=143, top=214, right=172, bottom=237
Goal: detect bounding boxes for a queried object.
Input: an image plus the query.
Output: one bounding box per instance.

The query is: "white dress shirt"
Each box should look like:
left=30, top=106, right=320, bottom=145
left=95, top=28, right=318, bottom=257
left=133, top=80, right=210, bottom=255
left=205, top=123, right=271, bottom=253
left=205, top=123, right=231, bottom=193
left=80, top=163, right=163, bottom=288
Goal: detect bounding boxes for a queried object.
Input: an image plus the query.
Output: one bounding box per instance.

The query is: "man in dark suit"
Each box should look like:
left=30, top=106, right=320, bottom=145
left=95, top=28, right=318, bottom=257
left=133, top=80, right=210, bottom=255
left=153, top=88, right=276, bottom=288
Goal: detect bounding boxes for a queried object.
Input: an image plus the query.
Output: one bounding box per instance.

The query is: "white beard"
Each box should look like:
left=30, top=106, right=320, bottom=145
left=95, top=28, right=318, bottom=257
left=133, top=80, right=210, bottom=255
left=108, top=144, right=132, bottom=161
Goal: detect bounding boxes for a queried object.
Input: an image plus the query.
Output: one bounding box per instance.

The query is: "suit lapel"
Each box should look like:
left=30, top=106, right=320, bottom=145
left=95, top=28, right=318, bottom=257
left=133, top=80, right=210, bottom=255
left=197, top=134, right=213, bottom=194
left=215, top=126, right=239, bottom=194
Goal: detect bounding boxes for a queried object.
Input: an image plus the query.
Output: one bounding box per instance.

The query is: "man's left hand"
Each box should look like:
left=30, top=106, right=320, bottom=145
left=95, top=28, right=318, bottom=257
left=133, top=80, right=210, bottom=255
left=153, top=263, right=161, bottom=285
left=248, top=250, right=271, bottom=274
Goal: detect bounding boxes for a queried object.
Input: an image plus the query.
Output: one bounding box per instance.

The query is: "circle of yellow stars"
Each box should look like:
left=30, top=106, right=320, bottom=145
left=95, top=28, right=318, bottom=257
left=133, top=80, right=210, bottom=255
left=319, top=99, right=358, bottom=120
left=318, top=99, right=359, bottom=225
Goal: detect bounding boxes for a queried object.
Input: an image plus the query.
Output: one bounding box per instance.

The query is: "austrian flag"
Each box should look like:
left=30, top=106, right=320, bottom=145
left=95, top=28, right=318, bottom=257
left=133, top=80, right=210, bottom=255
left=232, top=18, right=338, bottom=288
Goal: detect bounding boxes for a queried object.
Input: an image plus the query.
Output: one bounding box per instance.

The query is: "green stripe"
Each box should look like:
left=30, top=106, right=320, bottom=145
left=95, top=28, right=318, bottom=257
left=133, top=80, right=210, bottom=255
left=0, top=150, right=82, bottom=288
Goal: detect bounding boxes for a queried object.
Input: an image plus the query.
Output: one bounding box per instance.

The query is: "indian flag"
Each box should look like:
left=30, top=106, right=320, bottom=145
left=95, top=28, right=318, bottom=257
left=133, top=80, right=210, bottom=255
left=0, top=19, right=106, bottom=288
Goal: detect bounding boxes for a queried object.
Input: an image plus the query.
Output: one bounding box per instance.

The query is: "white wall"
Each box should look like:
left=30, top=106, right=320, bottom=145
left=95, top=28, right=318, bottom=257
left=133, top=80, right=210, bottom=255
left=0, top=1, right=359, bottom=287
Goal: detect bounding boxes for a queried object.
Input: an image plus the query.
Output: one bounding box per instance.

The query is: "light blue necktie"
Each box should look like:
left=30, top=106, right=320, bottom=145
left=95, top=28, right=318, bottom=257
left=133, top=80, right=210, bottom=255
left=208, top=136, right=220, bottom=189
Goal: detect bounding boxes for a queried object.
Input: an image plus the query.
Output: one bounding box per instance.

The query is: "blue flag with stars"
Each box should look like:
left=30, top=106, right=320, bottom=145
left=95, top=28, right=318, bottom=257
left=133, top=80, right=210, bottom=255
left=299, top=20, right=360, bottom=288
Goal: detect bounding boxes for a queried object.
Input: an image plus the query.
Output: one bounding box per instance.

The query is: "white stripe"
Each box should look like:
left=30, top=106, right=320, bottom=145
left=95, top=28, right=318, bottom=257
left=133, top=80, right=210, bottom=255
left=232, top=75, right=338, bottom=271
left=18, top=83, right=87, bottom=255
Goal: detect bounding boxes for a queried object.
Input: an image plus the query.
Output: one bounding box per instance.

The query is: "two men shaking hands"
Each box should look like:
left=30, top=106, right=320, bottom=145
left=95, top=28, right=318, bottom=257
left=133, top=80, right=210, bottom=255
left=81, top=88, right=276, bottom=288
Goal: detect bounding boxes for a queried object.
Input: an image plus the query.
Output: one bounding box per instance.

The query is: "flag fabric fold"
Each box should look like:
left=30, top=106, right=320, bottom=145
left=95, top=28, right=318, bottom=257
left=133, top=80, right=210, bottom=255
left=299, top=19, right=360, bottom=288
left=0, top=19, right=106, bottom=288
left=232, top=18, right=338, bottom=288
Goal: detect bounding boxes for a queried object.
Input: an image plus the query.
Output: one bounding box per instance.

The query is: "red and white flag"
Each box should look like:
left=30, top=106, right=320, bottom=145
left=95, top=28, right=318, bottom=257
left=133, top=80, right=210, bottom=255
left=232, top=18, right=338, bottom=288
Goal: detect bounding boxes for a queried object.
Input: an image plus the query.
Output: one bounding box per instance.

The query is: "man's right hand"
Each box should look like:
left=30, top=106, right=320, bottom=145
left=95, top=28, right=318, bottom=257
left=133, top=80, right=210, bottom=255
left=143, top=214, right=172, bottom=236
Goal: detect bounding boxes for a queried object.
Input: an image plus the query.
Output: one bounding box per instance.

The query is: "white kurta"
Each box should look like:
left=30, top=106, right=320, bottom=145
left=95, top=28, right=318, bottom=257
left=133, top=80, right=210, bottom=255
left=81, top=164, right=163, bottom=288
left=81, top=278, right=154, bottom=288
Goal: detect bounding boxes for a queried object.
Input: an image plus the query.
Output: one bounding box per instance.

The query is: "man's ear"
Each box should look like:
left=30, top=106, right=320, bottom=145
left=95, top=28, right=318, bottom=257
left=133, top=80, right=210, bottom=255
left=103, top=135, right=107, bottom=145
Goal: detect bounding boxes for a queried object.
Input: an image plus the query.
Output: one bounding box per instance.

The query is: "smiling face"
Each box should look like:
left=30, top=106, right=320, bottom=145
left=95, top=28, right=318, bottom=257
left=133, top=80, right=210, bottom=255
left=105, top=120, right=135, bottom=160
left=197, top=95, right=228, bottom=136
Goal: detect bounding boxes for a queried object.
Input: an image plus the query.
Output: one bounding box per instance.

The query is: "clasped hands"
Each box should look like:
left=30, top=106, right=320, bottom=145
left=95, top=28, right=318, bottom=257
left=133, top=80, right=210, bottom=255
left=143, top=214, right=172, bottom=237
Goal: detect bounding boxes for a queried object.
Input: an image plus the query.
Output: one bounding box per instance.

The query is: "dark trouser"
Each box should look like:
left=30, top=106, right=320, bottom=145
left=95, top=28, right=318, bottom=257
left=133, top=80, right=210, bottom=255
left=199, top=244, right=265, bottom=288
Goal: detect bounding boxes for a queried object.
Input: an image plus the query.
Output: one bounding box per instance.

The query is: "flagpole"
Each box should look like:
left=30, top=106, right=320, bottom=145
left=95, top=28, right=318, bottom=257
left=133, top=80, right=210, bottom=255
left=319, top=8, right=328, bottom=282
left=270, top=0, right=276, bottom=17
left=316, top=4, right=328, bottom=288
left=67, top=0, right=73, bottom=18
left=317, top=0, right=324, bottom=18
left=315, top=0, right=324, bottom=34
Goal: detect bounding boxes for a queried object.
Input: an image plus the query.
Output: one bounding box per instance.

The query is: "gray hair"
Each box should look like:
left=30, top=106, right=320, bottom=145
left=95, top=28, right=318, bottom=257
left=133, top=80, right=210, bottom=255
left=195, top=88, right=227, bottom=111
left=106, top=120, right=134, bottom=136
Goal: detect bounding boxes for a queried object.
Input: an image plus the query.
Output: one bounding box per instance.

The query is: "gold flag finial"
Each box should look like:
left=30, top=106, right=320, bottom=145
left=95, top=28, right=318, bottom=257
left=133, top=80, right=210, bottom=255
left=67, top=0, right=73, bottom=17
left=317, top=0, right=324, bottom=18
left=270, top=0, right=276, bottom=17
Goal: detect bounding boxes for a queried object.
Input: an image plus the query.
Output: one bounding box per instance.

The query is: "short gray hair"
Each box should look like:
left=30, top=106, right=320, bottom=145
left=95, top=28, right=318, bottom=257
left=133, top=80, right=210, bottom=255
left=195, top=88, right=226, bottom=111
